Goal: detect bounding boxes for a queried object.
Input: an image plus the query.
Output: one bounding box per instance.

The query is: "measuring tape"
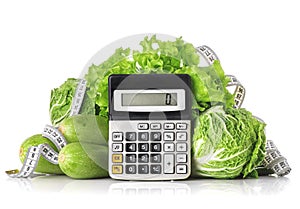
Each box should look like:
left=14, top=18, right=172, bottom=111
left=69, top=79, right=87, bottom=116
left=196, top=45, right=291, bottom=177
left=6, top=79, right=87, bottom=178
left=196, top=45, right=246, bottom=109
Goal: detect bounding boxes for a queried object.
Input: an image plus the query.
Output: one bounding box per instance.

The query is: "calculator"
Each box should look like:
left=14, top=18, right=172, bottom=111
left=108, top=74, right=192, bottom=180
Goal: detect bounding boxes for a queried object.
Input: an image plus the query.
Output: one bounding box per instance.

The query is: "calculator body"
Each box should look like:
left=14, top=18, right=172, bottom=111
left=108, top=74, right=192, bottom=180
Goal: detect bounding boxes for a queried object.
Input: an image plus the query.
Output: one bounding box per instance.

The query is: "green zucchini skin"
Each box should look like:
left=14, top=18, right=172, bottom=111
left=19, top=134, right=64, bottom=174
left=58, top=115, right=108, bottom=145
left=58, top=142, right=108, bottom=179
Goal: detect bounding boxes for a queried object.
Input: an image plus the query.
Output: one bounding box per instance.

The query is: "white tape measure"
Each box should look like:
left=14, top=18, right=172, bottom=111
left=197, top=45, right=291, bottom=177
left=6, top=79, right=87, bottom=178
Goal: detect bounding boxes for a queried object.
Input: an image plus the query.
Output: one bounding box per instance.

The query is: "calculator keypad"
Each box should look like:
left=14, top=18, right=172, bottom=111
left=109, top=120, right=191, bottom=180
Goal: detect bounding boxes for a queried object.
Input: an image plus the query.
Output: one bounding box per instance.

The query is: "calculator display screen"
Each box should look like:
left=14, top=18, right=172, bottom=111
left=114, top=89, right=185, bottom=112
left=122, top=93, right=177, bottom=106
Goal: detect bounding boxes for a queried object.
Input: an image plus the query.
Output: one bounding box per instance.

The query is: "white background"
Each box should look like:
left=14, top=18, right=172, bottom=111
left=0, top=0, right=299, bottom=208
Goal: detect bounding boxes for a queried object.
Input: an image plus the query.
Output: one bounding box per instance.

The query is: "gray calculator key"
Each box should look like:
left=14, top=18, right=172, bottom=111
left=150, top=143, right=161, bottom=152
left=138, top=165, right=149, bottom=174
left=138, top=132, right=149, bottom=141
left=138, top=143, right=149, bottom=152
left=126, top=165, right=136, bottom=174
left=138, top=123, right=149, bottom=130
left=150, top=154, right=161, bottom=163
left=126, top=132, right=136, bottom=141
left=138, top=154, right=149, bottom=163
left=164, top=154, right=175, bottom=174
left=126, top=143, right=136, bottom=152
left=151, top=132, right=161, bottom=141
left=126, top=154, right=136, bottom=163
left=150, top=123, right=161, bottom=130
left=150, top=165, right=162, bottom=174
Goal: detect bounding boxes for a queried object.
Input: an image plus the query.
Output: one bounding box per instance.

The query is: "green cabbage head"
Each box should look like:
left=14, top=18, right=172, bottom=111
left=192, top=105, right=266, bottom=178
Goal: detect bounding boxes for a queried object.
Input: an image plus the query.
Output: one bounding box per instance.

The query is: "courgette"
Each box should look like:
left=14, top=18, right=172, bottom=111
left=19, top=134, right=64, bottom=174
left=58, top=115, right=108, bottom=145
left=58, top=142, right=108, bottom=179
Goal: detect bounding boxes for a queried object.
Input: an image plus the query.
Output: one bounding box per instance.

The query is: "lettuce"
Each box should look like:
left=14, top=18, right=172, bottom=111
left=192, top=106, right=266, bottom=178
left=49, top=78, right=95, bottom=126
left=49, top=35, right=267, bottom=179
left=83, top=35, right=233, bottom=118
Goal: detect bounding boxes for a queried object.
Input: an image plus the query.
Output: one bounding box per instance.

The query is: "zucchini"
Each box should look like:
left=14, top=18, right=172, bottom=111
left=19, top=134, right=64, bottom=174
left=58, top=115, right=108, bottom=145
left=58, top=142, right=108, bottom=179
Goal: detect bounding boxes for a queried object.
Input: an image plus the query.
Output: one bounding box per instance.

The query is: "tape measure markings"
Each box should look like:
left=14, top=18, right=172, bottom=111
left=7, top=125, right=67, bottom=178
left=195, top=46, right=246, bottom=109
left=70, top=79, right=87, bottom=116
left=42, top=125, right=67, bottom=150
left=196, top=45, right=219, bottom=65
left=7, top=80, right=86, bottom=178
left=226, top=75, right=246, bottom=109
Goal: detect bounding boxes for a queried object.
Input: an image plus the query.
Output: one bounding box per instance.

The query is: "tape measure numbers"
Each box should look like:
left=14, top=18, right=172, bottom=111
left=6, top=79, right=87, bottom=178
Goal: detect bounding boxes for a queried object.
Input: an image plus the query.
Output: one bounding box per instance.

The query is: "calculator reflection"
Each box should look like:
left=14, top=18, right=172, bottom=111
left=109, top=182, right=191, bottom=195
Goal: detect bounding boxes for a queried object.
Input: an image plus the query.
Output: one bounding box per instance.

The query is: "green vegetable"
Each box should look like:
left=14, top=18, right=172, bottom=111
left=192, top=106, right=266, bottom=178
left=58, top=115, right=108, bottom=145
left=49, top=78, right=95, bottom=126
left=83, top=35, right=233, bottom=118
left=58, top=142, right=108, bottom=179
left=19, top=134, right=64, bottom=174
left=50, top=35, right=234, bottom=123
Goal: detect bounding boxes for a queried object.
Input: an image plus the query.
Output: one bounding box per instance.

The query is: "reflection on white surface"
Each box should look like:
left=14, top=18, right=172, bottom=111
left=6, top=175, right=290, bottom=195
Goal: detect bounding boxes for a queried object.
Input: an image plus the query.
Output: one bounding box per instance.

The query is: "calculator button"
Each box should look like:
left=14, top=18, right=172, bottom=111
left=125, top=165, right=136, bottom=174
left=126, top=132, right=136, bottom=141
left=138, top=123, right=149, bottom=130
left=164, top=154, right=175, bottom=174
left=164, top=132, right=175, bottom=141
left=112, top=143, right=123, bottom=152
left=138, top=132, right=149, bottom=141
left=164, top=143, right=175, bottom=152
left=150, top=154, right=161, bottom=163
left=164, top=123, right=175, bottom=130
left=150, top=165, right=162, bottom=174
left=126, top=143, right=136, bottom=152
left=112, top=165, right=123, bottom=174
left=176, top=132, right=187, bottom=141
left=138, top=143, right=149, bottom=152
left=112, top=154, right=123, bottom=163
left=126, top=154, right=136, bottom=163
left=176, top=123, right=187, bottom=130
left=176, top=143, right=187, bottom=152
left=138, top=154, right=149, bottom=163
left=112, top=132, right=123, bottom=141
left=176, top=154, right=187, bottom=163
left=151, top=132, right=161, bottom=141
left=150, top=123, right=161, bottom=130
left=138, top=165, right=149, bottom=174
left=150, top=143, right=161, bottom=152
left=176, top=165, right=187, bottom=174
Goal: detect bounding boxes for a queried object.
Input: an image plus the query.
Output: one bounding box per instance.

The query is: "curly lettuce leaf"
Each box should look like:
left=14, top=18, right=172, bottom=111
left=83, top=35, right=234, bottom=118
left=49, top=78, right=95, bottom=126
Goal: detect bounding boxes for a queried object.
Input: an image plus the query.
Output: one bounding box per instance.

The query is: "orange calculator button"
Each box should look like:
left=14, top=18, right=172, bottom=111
left=112, top=165, right=123, bottom=174
left=112, top=154, right=123, bottom=163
